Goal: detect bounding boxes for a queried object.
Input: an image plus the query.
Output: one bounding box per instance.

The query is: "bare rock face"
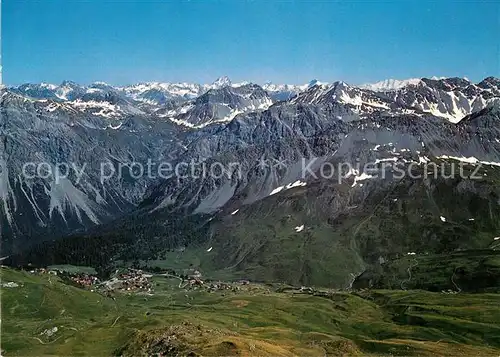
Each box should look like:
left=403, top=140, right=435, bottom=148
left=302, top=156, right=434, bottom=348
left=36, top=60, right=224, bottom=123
left=1, top=77, right=499, bottom=256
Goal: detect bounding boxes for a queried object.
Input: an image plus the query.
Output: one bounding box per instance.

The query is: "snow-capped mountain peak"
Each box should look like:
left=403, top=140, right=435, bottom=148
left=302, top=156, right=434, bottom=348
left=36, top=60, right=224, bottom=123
left=211, top=76, right=232, bottom=89
left=360, top=78, right=422, bottom=91
left=121, top=81, right=205, bottom=103
left=8, top=76, right=499, bottom=124
left=261, top=79, right=329, bottom=101
left=302, top=79, right=329, bottom=90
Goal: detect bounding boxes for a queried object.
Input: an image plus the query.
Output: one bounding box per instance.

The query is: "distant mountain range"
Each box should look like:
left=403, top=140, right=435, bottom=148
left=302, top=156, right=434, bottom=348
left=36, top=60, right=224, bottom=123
left=3, top=76, right=500, bottom=289
left=8, top=76, right=499, bottom=124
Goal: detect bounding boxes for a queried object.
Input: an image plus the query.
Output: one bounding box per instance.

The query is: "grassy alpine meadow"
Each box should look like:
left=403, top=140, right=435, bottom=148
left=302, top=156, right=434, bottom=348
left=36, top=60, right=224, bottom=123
left=2, top=267, right=500, bottom=356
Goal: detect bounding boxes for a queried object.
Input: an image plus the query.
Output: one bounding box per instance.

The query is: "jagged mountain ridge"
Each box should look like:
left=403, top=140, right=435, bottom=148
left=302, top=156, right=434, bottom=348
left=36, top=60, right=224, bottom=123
left=0, top=89, right=190, bottom=252
left=9, top=76, right=499, bottom=124
left=141, top=104, right=500, bottom=217
left=154, top=83, right=274, bottom=127
left=1, top=76, right=499, bottom=255
left=293, top=77, right=500, bottom=123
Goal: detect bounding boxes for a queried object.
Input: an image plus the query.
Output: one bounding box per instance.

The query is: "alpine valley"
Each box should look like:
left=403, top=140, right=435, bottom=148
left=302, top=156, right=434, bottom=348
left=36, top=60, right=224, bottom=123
left=3, top=75, right=500, bottom=356
left=2, top=76, right=500, bottom=278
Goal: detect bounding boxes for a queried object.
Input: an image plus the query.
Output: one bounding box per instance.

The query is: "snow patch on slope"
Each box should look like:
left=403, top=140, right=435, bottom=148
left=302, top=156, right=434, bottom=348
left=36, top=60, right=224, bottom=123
left=438, top=155, right=500, bottom=167
left=269, top=180, right=307, bottom=196
left=294, top=225, right=305, bottom=232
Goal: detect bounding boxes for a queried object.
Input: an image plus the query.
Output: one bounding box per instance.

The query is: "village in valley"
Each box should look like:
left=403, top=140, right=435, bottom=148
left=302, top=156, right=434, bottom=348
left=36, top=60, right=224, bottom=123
left=11, top=263, right=338, bottom=302
left=18, top=265, right=271, bottom=297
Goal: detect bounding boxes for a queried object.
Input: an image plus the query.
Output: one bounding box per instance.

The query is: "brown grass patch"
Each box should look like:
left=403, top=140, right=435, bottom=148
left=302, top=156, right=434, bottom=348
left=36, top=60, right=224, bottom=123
left=231, top=299, right=250, bottom=308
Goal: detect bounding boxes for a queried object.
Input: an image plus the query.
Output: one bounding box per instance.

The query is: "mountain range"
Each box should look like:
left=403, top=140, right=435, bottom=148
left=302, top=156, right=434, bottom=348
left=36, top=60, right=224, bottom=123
left=2, top=75, right=500, bottom=290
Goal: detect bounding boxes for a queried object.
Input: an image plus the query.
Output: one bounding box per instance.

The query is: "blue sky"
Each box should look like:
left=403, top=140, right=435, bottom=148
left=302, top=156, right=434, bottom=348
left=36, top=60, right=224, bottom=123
left=3, top=0, right=499, bottom=86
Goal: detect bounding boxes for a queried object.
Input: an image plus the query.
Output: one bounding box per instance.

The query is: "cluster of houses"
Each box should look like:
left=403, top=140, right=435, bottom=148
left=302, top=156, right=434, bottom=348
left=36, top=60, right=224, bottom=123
left=178, top=269, right=252, bottom=293
left=28, top=267, right=58, bottom=275
left=70, top=274, right=99, bottom=288
left=24, top=265, right=258, bottom=297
